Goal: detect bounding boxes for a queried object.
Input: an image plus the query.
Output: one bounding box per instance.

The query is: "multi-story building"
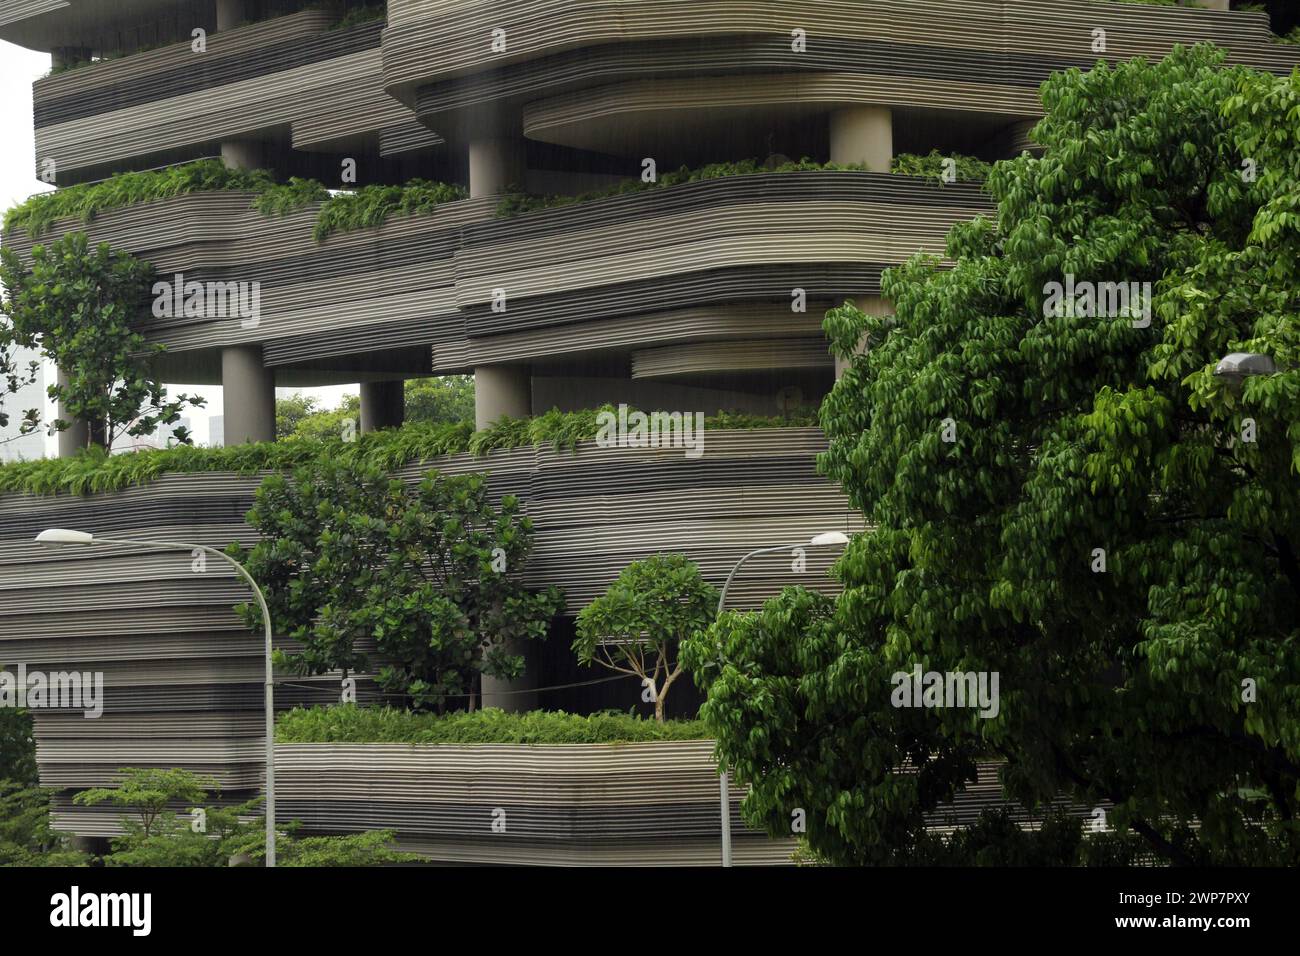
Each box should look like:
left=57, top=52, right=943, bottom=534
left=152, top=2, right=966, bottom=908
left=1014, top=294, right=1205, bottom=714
left=0, top=0, right=1295, bottom=864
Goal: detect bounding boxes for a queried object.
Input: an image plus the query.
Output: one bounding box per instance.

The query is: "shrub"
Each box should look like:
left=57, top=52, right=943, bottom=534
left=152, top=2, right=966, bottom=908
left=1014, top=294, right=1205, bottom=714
left=276, top=704, right=709, bottom=744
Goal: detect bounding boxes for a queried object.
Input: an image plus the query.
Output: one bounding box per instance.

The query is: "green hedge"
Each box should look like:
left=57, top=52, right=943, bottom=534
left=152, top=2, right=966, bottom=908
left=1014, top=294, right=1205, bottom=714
left=4, top=160, right=277, bottom=236
left=0, top=405, right=819, bottom=496
left=496, top=152, right=991, bottom=218
left=275, top=704, right=708, bottom=744
left=4, top=161, right=464, bottom=243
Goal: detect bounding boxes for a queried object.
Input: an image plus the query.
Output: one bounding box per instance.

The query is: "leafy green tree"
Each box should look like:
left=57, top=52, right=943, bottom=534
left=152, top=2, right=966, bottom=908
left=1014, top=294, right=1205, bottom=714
left=0, top=781, right=88, bottom=867
left=0, top=232, right=203, bottom=449
left=292, top=393, right=360, bottom=441
left=74, top=767, right=216, bottom=838
left=74, top=767, right=413, bottom=867
left=575, top=554, right=717, bottom=721
left=404, top=375, right=474, bottom=425
left=0, top=708, right=36, bottom=786
left=232, top=460, right=563, bottom=711
left=276, top=392, right=322, bottom=439
left=684, top=47, right=1300, bottom=865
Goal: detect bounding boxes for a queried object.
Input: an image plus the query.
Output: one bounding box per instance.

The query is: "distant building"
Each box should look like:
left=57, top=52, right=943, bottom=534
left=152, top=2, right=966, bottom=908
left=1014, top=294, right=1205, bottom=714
left=0, top=349, right=45, bottom=463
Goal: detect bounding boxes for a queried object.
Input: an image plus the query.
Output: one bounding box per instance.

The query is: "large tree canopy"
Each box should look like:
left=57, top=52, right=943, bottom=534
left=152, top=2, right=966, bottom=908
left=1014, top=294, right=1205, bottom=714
left=684, top=46, right=1300, bottom=865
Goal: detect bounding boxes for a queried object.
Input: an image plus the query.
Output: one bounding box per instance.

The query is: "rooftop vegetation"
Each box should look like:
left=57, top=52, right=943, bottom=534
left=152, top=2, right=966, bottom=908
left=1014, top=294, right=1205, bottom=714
left=0, top=405, right=819, bottom=497
left=275, top=704, right=709, bottom=744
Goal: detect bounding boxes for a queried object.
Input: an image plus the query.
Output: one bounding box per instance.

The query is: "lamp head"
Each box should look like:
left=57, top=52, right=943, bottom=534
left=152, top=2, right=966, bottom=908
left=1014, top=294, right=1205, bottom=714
left=810, top=531, right=850, bottom=547
left=34, top=528, right=94, bottom=545
left=1214, top=352, right=1277, bottom=385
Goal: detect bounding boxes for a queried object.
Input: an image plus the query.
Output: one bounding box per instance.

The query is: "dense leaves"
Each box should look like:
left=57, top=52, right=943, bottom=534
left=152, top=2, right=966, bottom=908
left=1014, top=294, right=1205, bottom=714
left=232, top=462, right=563, bottom=711
left=575, top=554, right=718, bottom=721
left=276, top=704, right=708, bottom=743
left=686, top=47, right=1300, bottom=865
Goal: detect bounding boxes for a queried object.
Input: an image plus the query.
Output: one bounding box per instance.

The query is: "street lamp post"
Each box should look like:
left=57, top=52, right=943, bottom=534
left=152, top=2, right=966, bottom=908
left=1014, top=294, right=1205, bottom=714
left=713, top=530, right=850, bottom=867
left=35, top=528, right=277, bottom=867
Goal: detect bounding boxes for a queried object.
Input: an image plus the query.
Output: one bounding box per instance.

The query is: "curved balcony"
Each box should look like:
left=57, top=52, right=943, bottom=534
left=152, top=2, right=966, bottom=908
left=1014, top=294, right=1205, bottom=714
left=3, top=170, right=989, bottom=381
left=26, top=10, right=433, bottom=183
left=388, top=0, right=1295, bottom=141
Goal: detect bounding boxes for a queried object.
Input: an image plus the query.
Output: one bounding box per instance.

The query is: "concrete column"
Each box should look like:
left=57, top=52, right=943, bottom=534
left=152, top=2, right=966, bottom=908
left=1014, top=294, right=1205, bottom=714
left=50, top=47, right=91, bottom=70
left=474, top=365, right=531, bottom=429
left=834, top=295, right=890, bottom=379
left=360, top=380, right=404, bottom=432
left=481, top=638, right=538, bottom=712
left=215, top=0, right=247, bottom=31
left=221, top=345, right=275, bottom=445
left=55, top=366, right=89, bottom=457
left=220, top=139, right=264, bottom=171
left=830, top=106, right=893, bottom=173
left=468, top=137, right=525, bottom=198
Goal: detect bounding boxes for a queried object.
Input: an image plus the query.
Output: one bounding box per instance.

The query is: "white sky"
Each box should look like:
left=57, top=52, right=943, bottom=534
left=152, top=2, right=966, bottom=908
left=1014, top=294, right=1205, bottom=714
left=0, top=40, right=353, bottom=454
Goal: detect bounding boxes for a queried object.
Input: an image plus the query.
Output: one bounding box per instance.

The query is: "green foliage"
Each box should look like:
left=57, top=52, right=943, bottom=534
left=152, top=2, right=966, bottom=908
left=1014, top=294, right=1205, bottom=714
left=74, top=767, right=413, bottom=866
left=0, top=232, right=204, bottom=448
left=404, top=375, right=475, bottom=425
left=891, top=150, right=993, bottom=183
left=575, top=555, right=718, bottom=721
left=3, top=159, right=277, bottom=237
left=495, top=157, right=871, bottom=218
left=331, top=2, right=386, bottom=30
left=253, top=176, right=330, bottom=217
left=686, top=46, right=1300, bottom=866
left=0, top=781, right=88, bottom=867
left=276, top=704, right=708, bottom=743
left=74, top=767, right=216, bottom=838
left=0, top=709, right=36, bottom=787
left=313, top=179, right=468, bottom=241
left=2, top=161, right=461, bottom=246
left=232, top=463, right=564, bottom=711
left=0, top=405, right=809, bottom=497
left=275, top=392, right=363, bottom=440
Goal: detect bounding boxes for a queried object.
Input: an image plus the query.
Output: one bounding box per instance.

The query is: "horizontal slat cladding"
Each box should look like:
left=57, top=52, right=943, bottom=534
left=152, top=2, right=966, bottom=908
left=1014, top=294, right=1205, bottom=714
left=631, top=338, right=833, bottom=379
left=455, top=172, right=986, bottom=338
left=0, top=0, right=66, bottom=31
left=386, top=0, right=1297, bottom=107
left=33, top=18, right=383, bottom=128
left=5, top=174, right=979, bottom=368
left=415, top=34, right=1079, bottom=126
left=33, top=18, right=420, bottom=175
left=0, top=430, right=861, bottom=842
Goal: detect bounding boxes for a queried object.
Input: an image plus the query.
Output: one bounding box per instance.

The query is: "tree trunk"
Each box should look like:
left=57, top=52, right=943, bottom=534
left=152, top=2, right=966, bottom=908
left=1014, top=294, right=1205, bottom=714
left=654, top=690, right=665, bottom=722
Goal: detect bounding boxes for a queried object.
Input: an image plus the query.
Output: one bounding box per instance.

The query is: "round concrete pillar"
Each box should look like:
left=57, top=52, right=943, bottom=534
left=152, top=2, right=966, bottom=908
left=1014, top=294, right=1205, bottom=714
left=50, top=47, right=91, bottom=70
left=220, top=139, right=264, bottom=171
left=474, top=365, right=531, bottom=429
left=215, top=0, right=247, bottom=31
left=221, top=345, right=275, bottom=445
left=834, top=295, right=890, bottom=379
left=468, top=137, right=525, bottom=198
left=55, top=366, right=90, bottom=457
left=481, top=637, right=539, bottom=712
left=830, top=106, right=893, bottom=173
left=360, top=380, right=405, bottom=432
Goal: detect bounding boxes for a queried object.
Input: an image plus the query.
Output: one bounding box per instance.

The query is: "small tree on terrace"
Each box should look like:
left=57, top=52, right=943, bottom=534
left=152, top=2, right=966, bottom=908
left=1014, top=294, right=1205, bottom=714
left=574, top=554, right=718, bottom=721
left=231, top=458, right=564, bottom=711
left=0, top=232, right=203, bottom=449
